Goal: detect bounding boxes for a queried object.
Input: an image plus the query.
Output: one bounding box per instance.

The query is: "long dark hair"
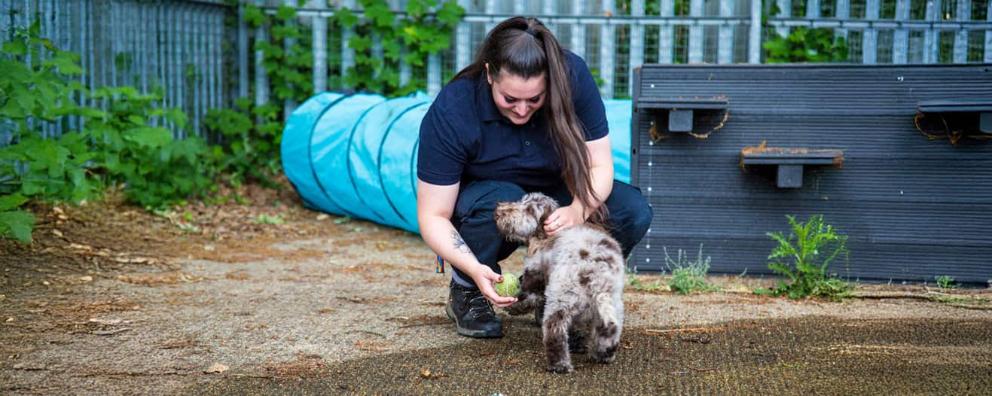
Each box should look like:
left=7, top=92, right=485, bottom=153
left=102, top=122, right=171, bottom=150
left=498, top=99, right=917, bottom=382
left=453, top=17, right=605, bottom=222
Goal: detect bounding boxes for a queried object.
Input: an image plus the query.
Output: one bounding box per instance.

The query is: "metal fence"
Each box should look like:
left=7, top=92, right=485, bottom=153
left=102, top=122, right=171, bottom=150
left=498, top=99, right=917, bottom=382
left=2, top=0, right=991, bottom=139
left=1, top=0, right=229, bottom=139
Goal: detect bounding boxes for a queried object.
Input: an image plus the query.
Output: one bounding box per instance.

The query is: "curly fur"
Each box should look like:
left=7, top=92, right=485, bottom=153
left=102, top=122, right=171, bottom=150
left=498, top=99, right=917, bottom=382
left=494, top=192, right=625, bottom=373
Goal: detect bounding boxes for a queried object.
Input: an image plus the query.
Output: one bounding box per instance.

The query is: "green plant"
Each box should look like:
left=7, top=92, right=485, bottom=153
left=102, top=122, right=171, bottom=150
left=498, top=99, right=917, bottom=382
left=1, top=21, right=218, bottom=242
left=246, top=2, right=314, bottom=105
left=84, top=86, right=217, bottom=208
left=763, top=27, right=849, bottom=63
left=761, top=1, right=849, bottom=63
left=203, top=99, right=280, bottom=188
left=935, top=275, right=956, bottom=289
left=759, top=214, right=851, bottom=300
left=332, top=0, right=463, bottom=96
left=664, top=245, right=718, bottom=295
left=1, top=21, right=95, bottom=242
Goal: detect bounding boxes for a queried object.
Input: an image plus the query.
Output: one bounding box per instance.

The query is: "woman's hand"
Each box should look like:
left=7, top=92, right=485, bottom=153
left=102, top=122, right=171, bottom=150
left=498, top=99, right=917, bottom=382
left=470, top=265, right=517, bottom=308
left=544, top=203, right=585, bottom=236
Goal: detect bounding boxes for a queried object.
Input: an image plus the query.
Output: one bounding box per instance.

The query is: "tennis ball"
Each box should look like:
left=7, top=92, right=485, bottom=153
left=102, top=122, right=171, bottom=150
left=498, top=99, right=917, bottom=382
left=495, top=272, right=520, bottom=297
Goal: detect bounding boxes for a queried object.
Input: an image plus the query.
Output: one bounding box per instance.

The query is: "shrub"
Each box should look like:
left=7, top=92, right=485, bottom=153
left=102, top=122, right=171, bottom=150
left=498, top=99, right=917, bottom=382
left=758, top=215, right=851, bottom=300
left=664, top=244, right=718, bottom=295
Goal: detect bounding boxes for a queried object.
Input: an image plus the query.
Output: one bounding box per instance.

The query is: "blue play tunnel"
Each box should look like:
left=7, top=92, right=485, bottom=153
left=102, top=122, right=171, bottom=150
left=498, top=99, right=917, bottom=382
left=281, top=92, right=632, bottom=234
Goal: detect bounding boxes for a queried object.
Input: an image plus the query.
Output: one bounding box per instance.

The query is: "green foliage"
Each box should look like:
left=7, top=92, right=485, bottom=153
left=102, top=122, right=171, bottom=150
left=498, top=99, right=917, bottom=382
left=664, top=245, right=718, bottom=295
left=762, top=1, right=849, bottom=63
left=0, top=194, right=34, bottom=243
left=331, top=0, right=464, bottom=96
left=0, top=20, right=218, bottom=242
left=203, top=99, right=281, bottom=187
left=246, top=2, right=313, bottom=105
left=1, top=21, right=98, bottom=242
left=935, top=275, right=956, bottom=289
left=84, top=86, right=217, bottom=208
left=763, top=27, right=849, bottom=63
left=759, top=215, right=851, bottom=300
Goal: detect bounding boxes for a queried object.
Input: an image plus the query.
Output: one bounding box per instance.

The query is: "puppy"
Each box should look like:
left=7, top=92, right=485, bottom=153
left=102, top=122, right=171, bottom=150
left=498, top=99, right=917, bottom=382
left=494, top=192, right=625, bottom=373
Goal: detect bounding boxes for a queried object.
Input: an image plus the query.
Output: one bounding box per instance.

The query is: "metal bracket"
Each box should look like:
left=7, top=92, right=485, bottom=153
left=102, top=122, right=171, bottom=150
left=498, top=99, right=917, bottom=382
left=740, top=146, right=844, bottom=189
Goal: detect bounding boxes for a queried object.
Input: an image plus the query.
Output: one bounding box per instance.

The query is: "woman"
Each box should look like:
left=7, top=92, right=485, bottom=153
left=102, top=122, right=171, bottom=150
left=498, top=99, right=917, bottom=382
left=417, top=17, right=652, bottom=338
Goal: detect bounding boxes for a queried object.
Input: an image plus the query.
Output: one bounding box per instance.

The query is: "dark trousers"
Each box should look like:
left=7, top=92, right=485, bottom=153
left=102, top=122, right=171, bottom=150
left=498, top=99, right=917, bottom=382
left=450, top=179, right=653, bottom=282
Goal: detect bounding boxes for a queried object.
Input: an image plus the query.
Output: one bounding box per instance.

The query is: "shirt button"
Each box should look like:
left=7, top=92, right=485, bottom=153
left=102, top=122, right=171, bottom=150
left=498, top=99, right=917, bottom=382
left=525, top=141, right=531, bottom=146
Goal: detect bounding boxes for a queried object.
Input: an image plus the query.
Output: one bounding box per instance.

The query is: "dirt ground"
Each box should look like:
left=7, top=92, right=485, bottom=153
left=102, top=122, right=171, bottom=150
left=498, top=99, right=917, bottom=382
left=1, top=183, right=990, bottom=395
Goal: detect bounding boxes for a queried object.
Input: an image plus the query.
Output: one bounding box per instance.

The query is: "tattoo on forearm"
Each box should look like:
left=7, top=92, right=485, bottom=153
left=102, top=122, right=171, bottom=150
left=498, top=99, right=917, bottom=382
left=451, top=230, right=475, bottom=256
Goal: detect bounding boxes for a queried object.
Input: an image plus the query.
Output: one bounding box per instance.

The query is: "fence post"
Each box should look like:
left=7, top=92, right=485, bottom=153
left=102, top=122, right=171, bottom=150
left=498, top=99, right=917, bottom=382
left=748, top=0, right=762, bottom=63
left=484, top=0, right=496, bottom=35
left=283, top=0, right=296, bottom=119
left=924, top=0, right=941, bottom=63
left=312, top=0, right=327, bottom=93
left=571, top=0, right=586, bottom=59
left=341, top=0, right=355, bottom=88
left=254, top=0, right=269, bottom=111
left=986, top=0, right=992, bottom=62
left=863, top=0, right=879, bottom=64
left=427, top=53, right=441, bottom=95
left=630, top=0, right=644, bottom=97
left=836, top=0, right=850, bottom=40
left=600, top=0, right=615, bottom=98
left=688, top=0, right=703, bottom=63
left=454, top=0, right=471, bottom=74
left=543, top=0, right=557, bottom=35
left=953, top=0, right=970, bottom=62
left=718, top=0, right=734, bottom=64
left=775, top=0, right=791, bottom=37
left=893, top=0, right=909, bottom=63
left=659, top=0, right=673, bottom=63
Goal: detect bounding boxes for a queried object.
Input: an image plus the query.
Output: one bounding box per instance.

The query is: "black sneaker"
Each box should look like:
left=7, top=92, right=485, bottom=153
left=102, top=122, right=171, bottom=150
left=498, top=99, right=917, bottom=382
left=445, top=282, right=503, bottom=338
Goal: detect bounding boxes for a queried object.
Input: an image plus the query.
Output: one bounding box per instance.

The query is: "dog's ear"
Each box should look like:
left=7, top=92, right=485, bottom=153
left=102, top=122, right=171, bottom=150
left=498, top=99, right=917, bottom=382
left=524, top=193, right=559, bottom=223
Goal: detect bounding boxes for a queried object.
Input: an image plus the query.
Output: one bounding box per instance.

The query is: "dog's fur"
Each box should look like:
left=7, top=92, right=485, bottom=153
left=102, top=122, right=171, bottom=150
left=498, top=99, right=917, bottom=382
left=494, top=192, right=625, bottom=373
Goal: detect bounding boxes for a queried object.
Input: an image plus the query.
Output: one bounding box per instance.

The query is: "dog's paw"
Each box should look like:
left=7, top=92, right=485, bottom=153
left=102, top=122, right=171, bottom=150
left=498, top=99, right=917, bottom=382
left=547, top=362, right=574, bottom=374
left=591, top=352, right=617, bottom=364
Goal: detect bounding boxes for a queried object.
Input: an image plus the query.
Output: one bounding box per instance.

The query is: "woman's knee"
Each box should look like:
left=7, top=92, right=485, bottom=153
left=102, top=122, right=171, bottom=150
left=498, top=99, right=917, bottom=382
left=606, top=182, right=653, bottom=239
left=454, top=180, right=527, bottom=222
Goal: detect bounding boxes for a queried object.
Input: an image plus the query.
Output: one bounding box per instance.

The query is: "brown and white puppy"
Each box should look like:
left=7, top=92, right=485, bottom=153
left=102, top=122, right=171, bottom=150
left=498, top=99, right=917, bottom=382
left=494, top=192, right=625, bottom=374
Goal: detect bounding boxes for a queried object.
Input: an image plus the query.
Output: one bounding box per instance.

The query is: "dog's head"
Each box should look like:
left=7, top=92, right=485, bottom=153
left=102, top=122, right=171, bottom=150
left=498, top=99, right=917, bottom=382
left=494, top=192, right=560, bottom=242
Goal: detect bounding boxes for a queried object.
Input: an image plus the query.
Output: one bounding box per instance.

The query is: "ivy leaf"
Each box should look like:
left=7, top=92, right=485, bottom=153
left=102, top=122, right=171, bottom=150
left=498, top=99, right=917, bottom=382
left=405, top=0, right=433, bottom=19
left=0, top=209, right=35, bottom=243
left=437, top=1, right=465, bottom=26
left=365, top=3, right=395, bottom=28
left=244, top=5, right=266, bottom=28
left=275, top=5, right=296, bottom=21
left=349, top=35, right=373, bottom=52
left=334, top=8, right=359, bottom=28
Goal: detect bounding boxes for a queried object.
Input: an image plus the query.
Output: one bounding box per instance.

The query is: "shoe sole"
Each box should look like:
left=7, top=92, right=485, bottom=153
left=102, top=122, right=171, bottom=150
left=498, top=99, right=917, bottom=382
left=446, top=303, right=503, bottom=338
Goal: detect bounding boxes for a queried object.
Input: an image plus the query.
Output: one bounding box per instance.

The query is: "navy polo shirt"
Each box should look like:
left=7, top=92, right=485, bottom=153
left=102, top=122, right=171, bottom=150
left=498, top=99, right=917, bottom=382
left=417, top=50, right=608, bottom=189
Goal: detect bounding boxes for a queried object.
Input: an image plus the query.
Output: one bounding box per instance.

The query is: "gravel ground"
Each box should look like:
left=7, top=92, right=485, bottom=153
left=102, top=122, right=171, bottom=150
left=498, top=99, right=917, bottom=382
left=2, top=203, right=991, bottom=395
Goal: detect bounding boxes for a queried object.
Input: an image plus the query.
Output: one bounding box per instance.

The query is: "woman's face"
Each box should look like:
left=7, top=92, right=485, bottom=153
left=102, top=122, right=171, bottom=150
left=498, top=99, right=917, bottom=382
left=487, top=66, right=547, bottom=125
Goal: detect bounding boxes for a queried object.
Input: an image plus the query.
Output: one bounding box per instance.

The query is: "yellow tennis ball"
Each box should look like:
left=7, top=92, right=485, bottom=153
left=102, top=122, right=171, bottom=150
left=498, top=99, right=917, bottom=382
left=495, top=272, right=520, bottom=297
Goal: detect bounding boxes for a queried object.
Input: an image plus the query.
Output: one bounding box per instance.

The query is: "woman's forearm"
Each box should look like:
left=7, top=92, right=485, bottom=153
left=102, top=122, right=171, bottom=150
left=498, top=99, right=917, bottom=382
left=419, top=214, right=485, bottom=281
left=571, top=163, right=614, bottom=219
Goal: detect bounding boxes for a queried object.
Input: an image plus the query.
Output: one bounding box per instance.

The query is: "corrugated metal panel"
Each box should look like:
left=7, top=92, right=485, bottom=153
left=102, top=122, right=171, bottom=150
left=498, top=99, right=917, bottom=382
left=630, top=64, right=992, bottom=284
